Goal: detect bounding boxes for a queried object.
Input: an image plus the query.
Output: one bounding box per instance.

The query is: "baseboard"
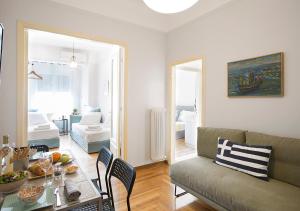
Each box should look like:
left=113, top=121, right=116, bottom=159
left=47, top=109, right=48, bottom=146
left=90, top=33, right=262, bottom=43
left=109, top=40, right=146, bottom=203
left=135, top=160, right=168, bottom=169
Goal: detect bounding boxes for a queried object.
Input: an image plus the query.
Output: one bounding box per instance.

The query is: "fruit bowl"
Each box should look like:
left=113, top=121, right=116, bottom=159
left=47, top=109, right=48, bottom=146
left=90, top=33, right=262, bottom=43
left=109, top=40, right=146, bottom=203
left=52, top=152, right=72, bottom=165
left=52, top=152, right=61, bottom=163
left=18, top=185, right=44, bottom=204
left=60, top=154, right=72, bottom=165
left=0, top=171, right=27, bottom=193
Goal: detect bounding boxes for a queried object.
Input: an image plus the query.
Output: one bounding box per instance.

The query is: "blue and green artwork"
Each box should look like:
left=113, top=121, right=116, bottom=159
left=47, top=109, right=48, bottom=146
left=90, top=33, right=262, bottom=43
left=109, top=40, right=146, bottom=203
left=228, top=53, right=283, bottom=97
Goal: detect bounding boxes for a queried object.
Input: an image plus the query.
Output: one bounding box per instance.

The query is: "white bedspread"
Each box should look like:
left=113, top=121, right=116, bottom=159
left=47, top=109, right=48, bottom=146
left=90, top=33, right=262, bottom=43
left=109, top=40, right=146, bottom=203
left=72, top=123, right=111, bottom=143
left=176, top=122, right=185, bottom=131
left=28, top=122, right=59, bottom=140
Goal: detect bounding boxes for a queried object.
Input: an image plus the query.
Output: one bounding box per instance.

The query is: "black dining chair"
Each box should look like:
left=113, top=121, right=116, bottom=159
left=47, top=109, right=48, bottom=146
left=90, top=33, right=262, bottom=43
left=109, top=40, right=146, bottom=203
left=71, top=147, right=113, bottom=211
left=29, top=144, right=49, bottom=152
left=105, top=158, right=136, bottom=211
left=91, top=146, right=114, bottom=197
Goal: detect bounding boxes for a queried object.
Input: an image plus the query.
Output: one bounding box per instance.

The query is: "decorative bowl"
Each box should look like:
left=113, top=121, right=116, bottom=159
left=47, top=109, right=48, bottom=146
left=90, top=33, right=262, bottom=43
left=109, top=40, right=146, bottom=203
left=0, top=171, right=27, bottom=193
left=17, top=185, right=45, bottom=204
left=0, top=177, right=27, bottom=193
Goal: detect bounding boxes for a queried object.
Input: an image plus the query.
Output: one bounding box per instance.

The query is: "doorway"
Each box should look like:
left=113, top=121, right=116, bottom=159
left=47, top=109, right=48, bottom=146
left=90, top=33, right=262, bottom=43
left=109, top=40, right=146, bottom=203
left=169, top=58, right=204, bottom=163
left=17, top=21, right=128, bottom=160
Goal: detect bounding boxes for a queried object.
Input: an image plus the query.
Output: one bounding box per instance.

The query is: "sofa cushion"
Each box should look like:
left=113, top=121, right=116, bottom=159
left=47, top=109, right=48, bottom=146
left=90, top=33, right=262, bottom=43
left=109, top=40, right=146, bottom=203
left=246, top=131, right=300, bottom=187
left=170, top=157, right=300, bottom=211
left=197, top=127, right=246, bottom=159
left=215, top=138, right=272, bottom=180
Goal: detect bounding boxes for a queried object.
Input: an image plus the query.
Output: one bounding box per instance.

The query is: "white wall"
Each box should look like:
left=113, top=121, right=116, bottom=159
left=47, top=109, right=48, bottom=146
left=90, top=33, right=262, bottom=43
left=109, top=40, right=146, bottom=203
left=94, top=50, right=114, bottom=117
left=81, top=49, right=114, bottom=120
left=1, top=0, right=299, bottom=168
left=0, top=0, right=166, bottom=166
left=167, top=0, right=300, bottom=138
left=175, top=69, right=198, bottom=106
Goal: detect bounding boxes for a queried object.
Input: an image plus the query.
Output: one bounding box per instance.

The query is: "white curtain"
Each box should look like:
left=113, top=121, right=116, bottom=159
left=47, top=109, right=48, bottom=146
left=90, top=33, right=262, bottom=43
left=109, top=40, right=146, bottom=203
left=28, top=62, right=80, bottom=117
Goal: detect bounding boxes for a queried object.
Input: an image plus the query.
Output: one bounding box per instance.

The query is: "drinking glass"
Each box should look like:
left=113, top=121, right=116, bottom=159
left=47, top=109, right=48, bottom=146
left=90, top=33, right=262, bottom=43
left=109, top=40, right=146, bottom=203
left=38, top=153, right=53, bottom=187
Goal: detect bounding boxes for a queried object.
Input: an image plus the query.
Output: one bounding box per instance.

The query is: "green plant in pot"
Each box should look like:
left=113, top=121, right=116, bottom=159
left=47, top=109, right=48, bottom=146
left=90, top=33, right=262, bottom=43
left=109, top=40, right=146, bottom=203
left=72, top=108, right=78, bottom=115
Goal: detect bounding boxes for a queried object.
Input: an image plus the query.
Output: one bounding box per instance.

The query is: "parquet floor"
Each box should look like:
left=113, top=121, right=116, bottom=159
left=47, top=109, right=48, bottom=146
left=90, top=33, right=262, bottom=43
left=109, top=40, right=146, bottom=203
left=58, top=136, right=215, bottom=211
left=175, top=139, right=197, bottom=162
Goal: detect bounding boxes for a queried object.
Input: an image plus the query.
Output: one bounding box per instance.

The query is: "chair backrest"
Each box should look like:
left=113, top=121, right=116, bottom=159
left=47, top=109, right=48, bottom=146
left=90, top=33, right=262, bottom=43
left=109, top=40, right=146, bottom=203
left=96, top=147, right=113, bottom=193
left=97, top=147, right=113, bottom=168
left=30, top=144, right=49, bottom=152
left=109, top=158, right=136, bottom=211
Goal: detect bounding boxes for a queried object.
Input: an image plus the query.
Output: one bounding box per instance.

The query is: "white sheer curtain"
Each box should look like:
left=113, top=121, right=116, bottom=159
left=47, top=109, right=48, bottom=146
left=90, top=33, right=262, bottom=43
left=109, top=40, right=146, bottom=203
left=28, top=62, right=78, bottom=117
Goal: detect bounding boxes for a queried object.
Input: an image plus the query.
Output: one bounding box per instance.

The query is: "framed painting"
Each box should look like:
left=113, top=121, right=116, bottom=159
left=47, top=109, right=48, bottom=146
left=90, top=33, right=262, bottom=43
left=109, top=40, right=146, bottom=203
left=228, top=52, right=284, bottom=97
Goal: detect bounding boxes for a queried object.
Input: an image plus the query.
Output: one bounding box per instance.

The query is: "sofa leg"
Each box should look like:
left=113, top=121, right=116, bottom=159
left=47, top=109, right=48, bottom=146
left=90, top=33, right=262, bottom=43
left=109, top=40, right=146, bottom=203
left=175, top=185, right=187, bottom=197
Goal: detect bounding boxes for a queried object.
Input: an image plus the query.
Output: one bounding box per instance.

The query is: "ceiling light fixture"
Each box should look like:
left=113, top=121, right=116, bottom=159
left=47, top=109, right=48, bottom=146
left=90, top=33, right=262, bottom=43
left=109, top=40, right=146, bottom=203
left=70, top=41, right=78, bottom=68
left=143, top=0, right=199, bottom=14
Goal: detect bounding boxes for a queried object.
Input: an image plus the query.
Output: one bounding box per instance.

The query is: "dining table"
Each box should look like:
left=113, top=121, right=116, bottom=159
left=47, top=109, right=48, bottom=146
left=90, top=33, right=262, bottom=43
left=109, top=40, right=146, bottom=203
left=0, top=150, right=102, bottom=211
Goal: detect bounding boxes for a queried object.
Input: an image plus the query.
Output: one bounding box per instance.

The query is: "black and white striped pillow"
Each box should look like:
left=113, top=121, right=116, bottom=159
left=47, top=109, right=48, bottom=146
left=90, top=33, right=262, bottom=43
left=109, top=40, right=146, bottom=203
left=214, top=137, right=272, bottom=180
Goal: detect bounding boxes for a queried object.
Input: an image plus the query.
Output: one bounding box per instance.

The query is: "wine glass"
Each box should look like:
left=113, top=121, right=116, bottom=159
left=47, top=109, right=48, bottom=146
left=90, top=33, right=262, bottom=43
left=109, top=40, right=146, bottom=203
left=38, top=153, right=53, bottom=187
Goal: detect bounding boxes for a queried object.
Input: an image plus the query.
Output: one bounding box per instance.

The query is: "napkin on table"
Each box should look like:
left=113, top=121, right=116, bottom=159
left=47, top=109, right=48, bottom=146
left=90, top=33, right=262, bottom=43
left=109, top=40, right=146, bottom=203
left=64, top=180, right=81, bottom=202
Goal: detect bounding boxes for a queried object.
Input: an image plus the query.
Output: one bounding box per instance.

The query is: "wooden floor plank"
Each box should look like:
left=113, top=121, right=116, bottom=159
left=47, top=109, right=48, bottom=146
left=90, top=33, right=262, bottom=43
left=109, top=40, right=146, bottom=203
left=175, top=139, right=197, bottom=161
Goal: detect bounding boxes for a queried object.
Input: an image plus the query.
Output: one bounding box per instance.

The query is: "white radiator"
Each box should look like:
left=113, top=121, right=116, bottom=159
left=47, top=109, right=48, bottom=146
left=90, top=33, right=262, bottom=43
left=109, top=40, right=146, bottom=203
left=150, top=108, right=166, bottom=161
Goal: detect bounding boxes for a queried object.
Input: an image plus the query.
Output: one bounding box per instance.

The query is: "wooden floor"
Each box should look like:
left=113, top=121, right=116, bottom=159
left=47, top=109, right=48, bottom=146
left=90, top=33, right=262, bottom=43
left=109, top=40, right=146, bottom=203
left=58, top=135, right=215, bottom=211
left=175, top=139, right=196, bottom=161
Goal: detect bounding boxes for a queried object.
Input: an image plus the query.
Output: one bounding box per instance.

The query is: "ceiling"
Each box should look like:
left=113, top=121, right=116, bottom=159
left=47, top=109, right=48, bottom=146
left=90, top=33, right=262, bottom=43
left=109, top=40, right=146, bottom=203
left=28, top=29, right=116, bottom=63
left=28, top=29, right=115, bottom=51
left=49, top=0, right=232, bottom=32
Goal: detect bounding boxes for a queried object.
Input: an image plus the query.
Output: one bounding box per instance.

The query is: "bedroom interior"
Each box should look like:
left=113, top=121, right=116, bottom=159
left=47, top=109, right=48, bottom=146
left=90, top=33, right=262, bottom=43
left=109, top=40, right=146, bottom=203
left=173, top=59, right=202, bottom=162
left=26, top=29, right=124, bottom=157
left=0, top=0, right=299, bottom=210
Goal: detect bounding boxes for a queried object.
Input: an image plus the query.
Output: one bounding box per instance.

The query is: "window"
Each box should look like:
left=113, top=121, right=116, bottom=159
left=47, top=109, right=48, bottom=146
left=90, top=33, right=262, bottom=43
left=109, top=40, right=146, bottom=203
left=28, top=62, right=76, bottom=115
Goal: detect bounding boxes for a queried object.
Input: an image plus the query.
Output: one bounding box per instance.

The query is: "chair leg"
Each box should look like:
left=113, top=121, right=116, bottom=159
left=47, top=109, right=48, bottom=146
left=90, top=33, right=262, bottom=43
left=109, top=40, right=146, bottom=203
left=108, top=179, right=115, bottom=208
left=105, top=176, right=110, bottom=198
left=96, top=165, right=102, bottom=191
left=127, top=197, right=131, bottom=211
left=174, top=185, right=187, bottom=197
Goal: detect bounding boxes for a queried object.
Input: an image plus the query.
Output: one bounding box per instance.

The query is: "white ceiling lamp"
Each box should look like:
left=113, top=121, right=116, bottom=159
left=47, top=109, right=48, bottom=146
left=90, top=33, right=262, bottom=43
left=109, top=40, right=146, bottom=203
left=143, top=0, right=199, bottom=14
left=69, top=41, right=78, bottom=68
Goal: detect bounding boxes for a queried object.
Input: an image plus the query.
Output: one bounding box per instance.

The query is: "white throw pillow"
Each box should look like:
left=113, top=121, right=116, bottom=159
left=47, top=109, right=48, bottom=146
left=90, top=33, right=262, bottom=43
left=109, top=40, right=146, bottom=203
left=28, top=112, right=49, bottom=126
left=178, top=110, right=196, bottom=122
left=80, top=112, right=102, bottom=125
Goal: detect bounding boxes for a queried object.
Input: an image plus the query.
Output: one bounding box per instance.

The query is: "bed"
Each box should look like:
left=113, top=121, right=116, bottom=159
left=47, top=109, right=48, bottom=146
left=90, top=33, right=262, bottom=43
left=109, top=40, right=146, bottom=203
left=175, top=106, right=195, bottom=140
left=28, top=112, right=60, bottom=148
left=70, top=112, right=110, bottom=153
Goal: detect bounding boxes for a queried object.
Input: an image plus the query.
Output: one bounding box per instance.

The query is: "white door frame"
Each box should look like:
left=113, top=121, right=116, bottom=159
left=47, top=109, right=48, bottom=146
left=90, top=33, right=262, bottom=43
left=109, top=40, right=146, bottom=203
left=110, top=47, right=125, bottom=158
left=17, top=21, right=128, bottom=160
left=167, top=57, right=206, bottom=164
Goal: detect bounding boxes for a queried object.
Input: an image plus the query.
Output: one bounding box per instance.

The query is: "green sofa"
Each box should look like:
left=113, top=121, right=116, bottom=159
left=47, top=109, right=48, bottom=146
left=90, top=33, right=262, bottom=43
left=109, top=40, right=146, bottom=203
left=170, top=127, right=300, bottom=211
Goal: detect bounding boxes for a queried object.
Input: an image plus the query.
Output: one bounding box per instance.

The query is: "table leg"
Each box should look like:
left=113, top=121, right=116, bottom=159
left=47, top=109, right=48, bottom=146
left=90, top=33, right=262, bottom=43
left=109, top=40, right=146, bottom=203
left=66, top=119, right=69, bottom=135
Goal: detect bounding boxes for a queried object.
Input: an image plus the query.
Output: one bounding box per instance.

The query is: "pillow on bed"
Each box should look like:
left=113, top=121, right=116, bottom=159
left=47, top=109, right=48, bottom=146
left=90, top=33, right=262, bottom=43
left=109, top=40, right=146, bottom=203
left=90, top=107, right=101, bottom=112
left=28, top=112, right=49, bottom=126
left=90, top=107, right=104, bottom=123
left=80, top=112, right=102, bottom=125
left=175, top=110, right=181, bottom=121
left=178, top=110, right=196, bottom=122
